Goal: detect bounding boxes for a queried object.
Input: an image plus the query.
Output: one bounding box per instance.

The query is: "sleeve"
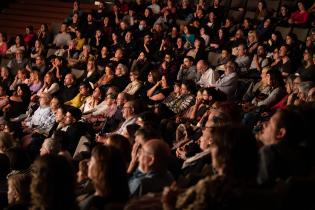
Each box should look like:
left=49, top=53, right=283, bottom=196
left=257, top=88, right=283, bottom=107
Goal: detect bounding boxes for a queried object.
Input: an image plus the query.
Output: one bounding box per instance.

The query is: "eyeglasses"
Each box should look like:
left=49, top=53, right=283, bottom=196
left=122, top=106, right=132, bottom=110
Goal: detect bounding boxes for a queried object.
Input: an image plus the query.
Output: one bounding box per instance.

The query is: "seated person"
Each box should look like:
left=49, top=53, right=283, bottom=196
left=65, top=82, right=92, bottom=108
left=128, top=139, right=174, bottom=197
left=122, top=70, right=142, bottom=96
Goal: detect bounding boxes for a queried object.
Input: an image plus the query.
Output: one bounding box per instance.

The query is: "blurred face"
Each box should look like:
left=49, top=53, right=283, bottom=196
left=273, top=48, right=279, bottom=60
left=87, top=14, right=93, bottom=22
left=129, top=72, right=137, bottom=82
left=202, top=90, right=210, bottom=101
left=279, top=46, right=287, bottom=57
left=101, top=47, right=107, bottom=55
left=116, top=93, right=125, bottom=106
left=1, top=67, right=8, bottom=77
left=180, top=84, right=188, bottom=94
left=199, top=127, right=212, bottom=151
left=87, top=156, right=96, bottom=180
left=93, top=88, right=101, bottom=99
left=174, top=84, right=180, bottom=94
left=17, top=86, right=23, bottom=96
left=35, top=40, right=40, bottom=48
left=64, top=112, right=75, bottom=125
left=285, top=36, right=292, bottom=45
left=298, top=2, right=304, bottom=11
left=221, top=50, right=228, bottom=58
left=40, top=140, right=50, bottom=156
left=138, top=52, right=145, bottom=60
left=105, top=95, right=115, bottom=106
left=177, top=38, right=183, bottom=47
left=7, top=179, right=16, bottom=204
left=112, top=33, right=118, bottom=41
left=55, top=108, right=65, bottom=123
left=105, top=66, right=113, bottom=75
left=87, top=60, right=94, bottom=71
left=147, top=71, right=154, bottom=83
left=44, top=74, right=52, bottom=84
left=15, top=36, right=21, bottom=44
left=39, top=94, right=50, bottom=106
left=183, top=58, right=191, bottom=68
left=35, top=56, right=42, bottom=65
left=60, top=24, right=67, bottom=32
left=259, top=112, right=280, bottom=145
left=115, top=49, right=123, bottom=59
left=125, top=32, right=132, bottom=42
left=303, top=50, right=311, bottom=61
left=50, top=97, right=59, bottom=110
left=307, top=87, right=315, bottom=102
left=138, top=143, right=153, bottom=173
left=257, top=46, right=264, bottom=56
left=64, top=74, right=74, bottom=86
left=122, top=102, right=133, bottom=119
left=115, top=66, right=123, bottom=76
left=79, top=85, right=88, bottom=95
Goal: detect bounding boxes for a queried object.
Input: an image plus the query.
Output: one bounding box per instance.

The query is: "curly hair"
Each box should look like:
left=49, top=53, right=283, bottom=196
left=90, top=145, right=129, bottom=201
left=30, top=155, right=78, bottom=210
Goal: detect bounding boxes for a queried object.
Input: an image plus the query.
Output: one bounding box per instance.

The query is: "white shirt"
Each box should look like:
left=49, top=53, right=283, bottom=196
left=197, top=68, right=219, bottom=87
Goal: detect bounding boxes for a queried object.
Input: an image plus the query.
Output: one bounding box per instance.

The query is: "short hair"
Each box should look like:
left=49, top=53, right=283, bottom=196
left=276, top=109, right=305, bottom=144
left=67, top=107, right=82, bottom=121
left=43, top=138, right=61, bottom=155
left=106, top=134, right=131, bottom=164
left=135, top=125, right=160, bottom=142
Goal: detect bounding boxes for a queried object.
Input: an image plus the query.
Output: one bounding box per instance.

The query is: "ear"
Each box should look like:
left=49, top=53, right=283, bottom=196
left=208, top=96, right=213, bottom=101
left=276, top=128, right=286, bottom=140
left=147, top=155, right=155, bottom=167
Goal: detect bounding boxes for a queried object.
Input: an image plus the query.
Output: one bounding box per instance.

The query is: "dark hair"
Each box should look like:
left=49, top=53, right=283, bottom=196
left=91, top=145, right=129, bottom=200
left=0, top=153, right=10, bottom=180
left=267, top=69, right=285, bottom=88
left=182, top=79, right=196, bottom=94
left=67, top=107, right=82, bottom=121
left=210, top=124, right=258, bottom=179
left=135, top=125, right=160, bottom=143
left=30, top=155, right=77, bottom=210
left=106, top=134, right=132, bottom=164
left=6, top=147, right=31, bottom=171
left=276, top=109, right=305, bottom=145
left=17, top=84, right=31, bottom=103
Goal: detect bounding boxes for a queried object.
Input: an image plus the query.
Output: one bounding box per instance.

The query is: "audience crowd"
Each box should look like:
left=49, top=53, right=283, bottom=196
left=0, top=0, right=315, bottom=209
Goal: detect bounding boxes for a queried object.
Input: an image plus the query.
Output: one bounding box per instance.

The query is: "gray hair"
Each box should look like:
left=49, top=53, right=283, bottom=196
left=43, top=138, right=61, bottom=155
left=299, top=81, right=315, bottom=96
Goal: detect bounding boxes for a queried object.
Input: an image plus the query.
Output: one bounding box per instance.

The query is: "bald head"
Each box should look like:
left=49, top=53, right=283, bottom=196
left=144, top=139, right=170, bottom=158
left=139, top=139, right=170, bottom=173
left=196, top=60, right=208, bottom=73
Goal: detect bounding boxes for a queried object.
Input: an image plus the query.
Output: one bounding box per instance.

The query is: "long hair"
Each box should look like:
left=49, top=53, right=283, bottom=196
left=91, top=145, right=129, bottom=201
left=210, top=124, right=258, bottom=180
left=30, top=155, right=78, bottom=210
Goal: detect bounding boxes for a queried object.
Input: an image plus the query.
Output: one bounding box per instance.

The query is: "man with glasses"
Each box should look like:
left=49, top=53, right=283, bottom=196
left=129, top=139, right=174, bottom=197
left=211, top=61, right=238, bottom=99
